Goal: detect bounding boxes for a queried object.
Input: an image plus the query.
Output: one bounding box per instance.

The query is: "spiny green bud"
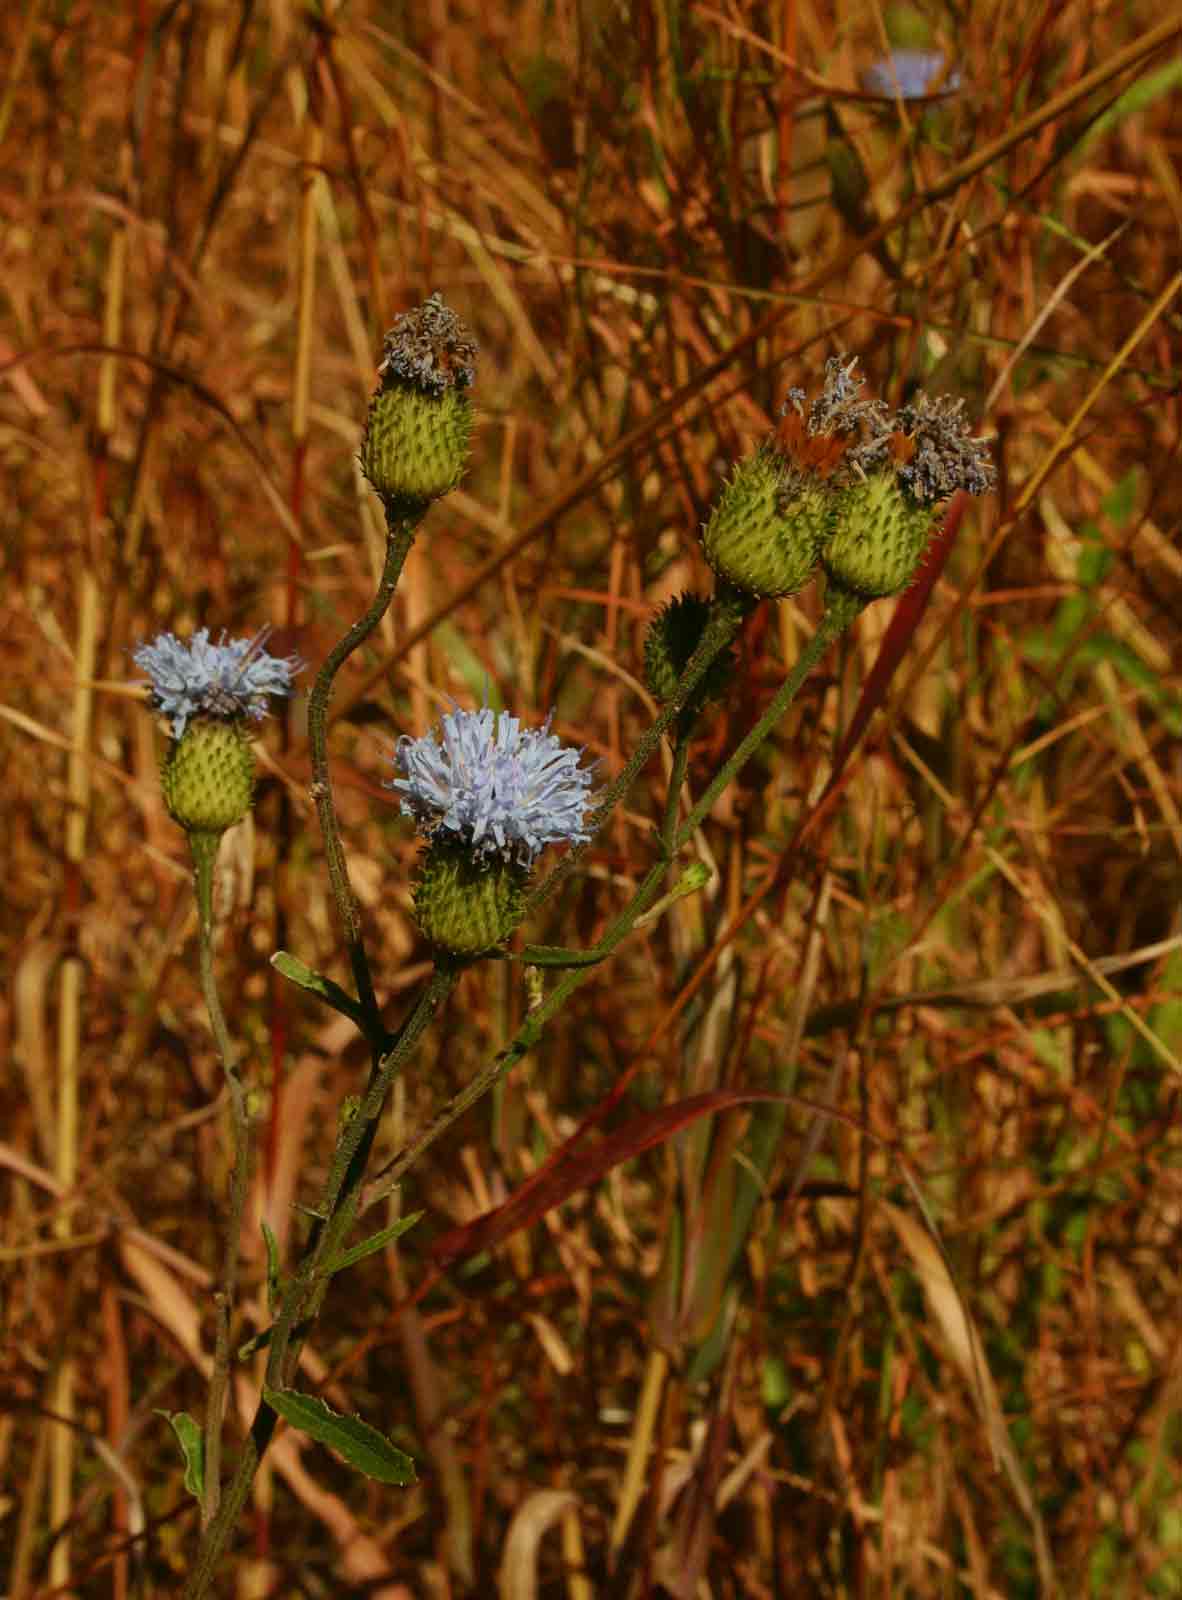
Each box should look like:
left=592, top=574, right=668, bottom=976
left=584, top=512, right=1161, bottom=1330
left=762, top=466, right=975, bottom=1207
left=643, top=593, right=734, bottom=706
left=411, top=838, right=528, bottom=957
left=822, top=393, right=995, bottom=600
left=360, top=384, right=474, bottom=512
left=701, top=446, right=827, bottom=600
left=823, top=471, right=937, bottom=599
left=160, top=717, right=255, bottom=835
left=360, top=292, right=477, bottom=514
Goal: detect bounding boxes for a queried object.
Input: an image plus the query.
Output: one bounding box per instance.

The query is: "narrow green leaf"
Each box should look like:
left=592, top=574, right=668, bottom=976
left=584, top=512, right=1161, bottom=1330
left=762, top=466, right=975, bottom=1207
left=271, top=951, right=367, bottom=1028
left=263, top=1388, right=415, bottom=1486
left=237, top=1324, right=272, bottom=1361
left=328, top=1211, right=424, bottom=1274
left=156, top=1409, right=205, bottom=1501
left=260, top=1219, right=282, bottom=1312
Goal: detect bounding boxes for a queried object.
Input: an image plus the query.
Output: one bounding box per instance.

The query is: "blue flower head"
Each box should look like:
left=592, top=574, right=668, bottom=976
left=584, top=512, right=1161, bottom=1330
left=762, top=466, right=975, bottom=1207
left=134, top=627, right=303, bottom=738
left=388, top=704, right=594, bottom=867
left=862, top=49, right=961, bottom=100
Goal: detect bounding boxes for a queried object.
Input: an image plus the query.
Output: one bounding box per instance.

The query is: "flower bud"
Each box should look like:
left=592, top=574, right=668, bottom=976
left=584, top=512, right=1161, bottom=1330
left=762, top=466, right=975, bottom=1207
left=701, top=447, right=827, bottom=600
left=822, top=392, right=996, bottom=601
left=823, top=471, right=937, bottom=599
left=160, top=718, right=255, bottom=836
left=412, top=839, right=527, bottom=956
left=360, top=292, right=477, bottom=514
left=360, top=383, right=474, bottom=512
left=643, top=593, right=735, bottom=707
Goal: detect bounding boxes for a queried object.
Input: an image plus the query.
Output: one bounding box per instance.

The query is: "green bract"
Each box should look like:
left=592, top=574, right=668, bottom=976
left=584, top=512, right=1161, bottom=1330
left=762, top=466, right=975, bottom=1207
left=160, top=719, right=255, bottom=836
left=701, top=447, right=827, bottom=600
left=412, top=838, right=528, bottom=956
left=824, top=471, right=938, bottom=599
left=360, top=385, right=474, bottom=513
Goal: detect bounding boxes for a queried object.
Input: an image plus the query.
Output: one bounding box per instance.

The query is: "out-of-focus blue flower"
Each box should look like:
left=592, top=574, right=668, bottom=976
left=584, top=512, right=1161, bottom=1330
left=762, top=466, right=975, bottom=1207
left=862, top=48, right=961, bottom=100
left=134, top=628, right=303, bottom=737
left=389, top=704, right=594, bottom=866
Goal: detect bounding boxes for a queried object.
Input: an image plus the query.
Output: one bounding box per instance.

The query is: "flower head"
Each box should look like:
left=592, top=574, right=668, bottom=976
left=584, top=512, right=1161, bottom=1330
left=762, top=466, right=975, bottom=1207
left=887, top=392, right=997, bottom=504
left=377, top=292, right=477, bottom=396
left=862, top=49, right=961, bottom=100
left=774, top=356, right=892, bottom=480
left=134, top=627, right=303, bottom=738
left=388, top=704, right=594, bottom=867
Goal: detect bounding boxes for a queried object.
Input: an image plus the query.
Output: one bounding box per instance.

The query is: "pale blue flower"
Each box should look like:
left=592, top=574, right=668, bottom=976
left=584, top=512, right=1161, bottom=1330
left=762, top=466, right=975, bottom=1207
left=389, top=705, right=594, bottom=866
left=134, top=627, right=303, bottom=737
left=862, top=49, right=960, bottom=100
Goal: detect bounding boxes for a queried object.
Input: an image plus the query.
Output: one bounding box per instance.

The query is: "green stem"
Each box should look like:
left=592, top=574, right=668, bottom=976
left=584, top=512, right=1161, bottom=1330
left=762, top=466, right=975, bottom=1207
left=371, top=593, right=863, bottom=1201
left=181, top=963, right=458, bottom=1600
left=672, top=588, right=865, bottom=853
left=660, top=728, right=693, bottom=855
left=525, top=585, right=751, bottom=917
left=189, top=830, right=252, bottom=1532
left=306, top=505, right=421, bottom=1018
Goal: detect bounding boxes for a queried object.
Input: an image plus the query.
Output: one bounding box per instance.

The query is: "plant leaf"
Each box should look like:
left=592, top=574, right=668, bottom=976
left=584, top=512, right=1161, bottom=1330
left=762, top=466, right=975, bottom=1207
left=260, top=1218, right=282, bottom=1312
left=155, top=1409, right=204, bottom=1501
left=328, top=1211, right=424, bottom=1274
left=262, top=1388, right=415, bottom=1486
left=428, top=1088, right=865, bottom=1269
left=271, top=950, right=368, bottom=1028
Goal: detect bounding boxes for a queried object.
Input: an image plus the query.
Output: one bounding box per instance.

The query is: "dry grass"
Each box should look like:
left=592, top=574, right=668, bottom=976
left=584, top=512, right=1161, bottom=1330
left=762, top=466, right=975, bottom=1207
left=3, top=1, right=1182, bottom=1595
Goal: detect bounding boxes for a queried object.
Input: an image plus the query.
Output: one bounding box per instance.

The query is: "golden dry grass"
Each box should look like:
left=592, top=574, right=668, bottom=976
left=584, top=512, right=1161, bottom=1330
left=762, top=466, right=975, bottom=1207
left=3, top=1, right=1182, bottom=1595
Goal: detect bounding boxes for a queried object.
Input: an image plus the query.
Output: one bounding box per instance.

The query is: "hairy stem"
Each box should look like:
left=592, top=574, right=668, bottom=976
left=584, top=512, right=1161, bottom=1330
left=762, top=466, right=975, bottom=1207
left=189, top=829, right=252, bottom=1532
left=672, top=587, right=865, bottom=852
left=371, top=590, right=864, bottom=1200
left=181, top=962, right=458, bottom=1599
left=306, top=505, right=420, bottom=1016
left=526, top=584, right=751, bottom=916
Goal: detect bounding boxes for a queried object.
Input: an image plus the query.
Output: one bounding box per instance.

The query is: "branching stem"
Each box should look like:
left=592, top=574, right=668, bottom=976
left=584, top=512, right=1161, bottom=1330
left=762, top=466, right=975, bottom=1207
left=306, top=505, right=420, bottom=1015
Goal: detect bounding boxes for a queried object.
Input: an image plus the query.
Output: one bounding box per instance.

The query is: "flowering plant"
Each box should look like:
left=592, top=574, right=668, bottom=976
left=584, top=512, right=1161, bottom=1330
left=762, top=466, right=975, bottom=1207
left=148, top=297, right=994, bottom=1595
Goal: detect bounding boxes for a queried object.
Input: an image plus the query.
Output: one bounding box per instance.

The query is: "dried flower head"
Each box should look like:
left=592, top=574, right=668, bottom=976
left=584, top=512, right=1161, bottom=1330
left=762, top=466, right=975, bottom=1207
left=889, top=393, right=997, bottom=504
left=388, top=705, right=594, bottom=867
left=377, top=292, right=478, bottom=395
left=774, top=357, right=891, bottom=480
left=134, top=628, right=303, bottom=738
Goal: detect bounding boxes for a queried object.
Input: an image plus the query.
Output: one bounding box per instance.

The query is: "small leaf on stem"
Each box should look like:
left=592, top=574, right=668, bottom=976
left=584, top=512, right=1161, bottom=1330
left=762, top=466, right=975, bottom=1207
left=263, top=1388, right=416, bottom=1486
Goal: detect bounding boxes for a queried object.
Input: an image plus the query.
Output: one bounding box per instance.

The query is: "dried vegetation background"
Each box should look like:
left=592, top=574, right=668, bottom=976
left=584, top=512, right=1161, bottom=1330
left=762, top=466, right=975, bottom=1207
left=3, top=1, right=1182, bottom=1595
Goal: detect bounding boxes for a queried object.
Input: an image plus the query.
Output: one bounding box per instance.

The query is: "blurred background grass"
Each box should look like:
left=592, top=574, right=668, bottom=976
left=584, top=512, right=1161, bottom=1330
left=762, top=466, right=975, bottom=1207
left=3, top=0, right=1182, bottom=1595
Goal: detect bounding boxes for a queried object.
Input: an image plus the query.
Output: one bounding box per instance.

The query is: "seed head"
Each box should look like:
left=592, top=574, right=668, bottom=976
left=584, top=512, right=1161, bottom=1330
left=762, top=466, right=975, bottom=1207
left=889, top=392, right=997, bottom=505
left=377, top=292, right=477, bottom=396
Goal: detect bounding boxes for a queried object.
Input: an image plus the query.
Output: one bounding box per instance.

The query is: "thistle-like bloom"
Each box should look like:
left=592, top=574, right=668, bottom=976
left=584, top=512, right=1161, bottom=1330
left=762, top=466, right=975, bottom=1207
left=776, top=356, right=892, bottom=478
left=134, top=628, right=303, bottom=737
left=377, top=291, right=478, bottom=395
left=389, top=705, right=594, bottom=867
left=889, top=392, right=997, bottom=504
left=862, top=49, right=961, bottom=100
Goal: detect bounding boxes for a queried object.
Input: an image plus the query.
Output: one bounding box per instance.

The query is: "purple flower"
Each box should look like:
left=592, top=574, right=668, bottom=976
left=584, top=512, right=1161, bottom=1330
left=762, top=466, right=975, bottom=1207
left=862, top=49, right=961, bottom=100
left=388, top=705, right=594, bottom=866
left=134, top=628, right=303, bottom=737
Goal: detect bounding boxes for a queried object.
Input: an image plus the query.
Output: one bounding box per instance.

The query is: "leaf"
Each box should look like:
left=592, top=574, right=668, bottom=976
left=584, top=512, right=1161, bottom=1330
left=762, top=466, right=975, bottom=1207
left=271, top=950, right=367, bottom=1029
left=155, top=1409, right=204, bottom=1501
left=327, top=1211, right=424, bottom=1274
left=429, top=1088, right=864, bottom=1269
left=260, top=1219, right=282, bottom=1312
left=262, top=1388, right=416, bottom=1486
